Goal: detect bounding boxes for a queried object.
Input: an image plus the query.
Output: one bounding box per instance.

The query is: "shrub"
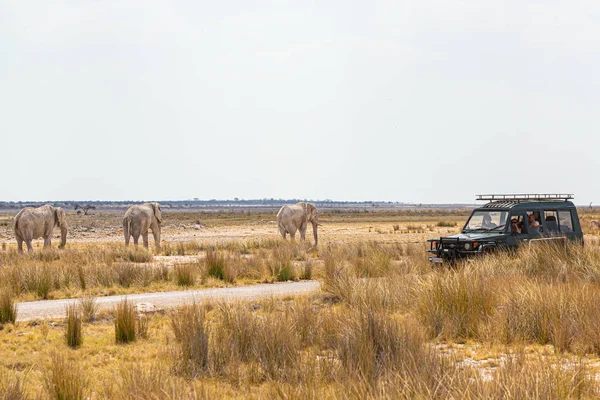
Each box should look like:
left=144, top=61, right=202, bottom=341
left=115, top=298, right=136, bottom=344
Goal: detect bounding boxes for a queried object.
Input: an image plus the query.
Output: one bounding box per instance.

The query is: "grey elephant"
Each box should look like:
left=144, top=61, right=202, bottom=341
left=123, top=202, right=162, bottom=249
left=13, top=204, right=68, bottom=252
left=276, top=202, right=318, bottom=246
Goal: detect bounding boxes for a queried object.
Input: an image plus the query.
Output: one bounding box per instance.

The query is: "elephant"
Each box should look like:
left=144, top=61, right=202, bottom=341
left=13, top=204, right=68, bottom=252
left=276, top=202, right=318, bottom=246
left=123, top=202, right=162, bottom=249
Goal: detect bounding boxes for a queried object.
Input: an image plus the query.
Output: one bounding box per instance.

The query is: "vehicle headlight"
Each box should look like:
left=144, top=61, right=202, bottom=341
left=464, top=243, right=471, bottom=250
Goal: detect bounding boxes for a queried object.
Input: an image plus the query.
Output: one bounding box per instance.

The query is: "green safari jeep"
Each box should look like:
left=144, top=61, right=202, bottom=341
left=427, top=194, right=583, bottom=264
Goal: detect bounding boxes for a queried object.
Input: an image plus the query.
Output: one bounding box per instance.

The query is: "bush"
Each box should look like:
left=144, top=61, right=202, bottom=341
left=115, top=298, right=136, bottom=344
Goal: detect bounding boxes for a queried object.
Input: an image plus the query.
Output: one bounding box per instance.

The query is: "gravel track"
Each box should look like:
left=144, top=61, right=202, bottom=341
left=15, top=281, right=321, bottom=322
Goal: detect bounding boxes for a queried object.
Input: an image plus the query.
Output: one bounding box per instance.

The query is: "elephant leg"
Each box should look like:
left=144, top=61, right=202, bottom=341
left=25, top=239, right=33, bottom=252
left=124, top=234, right=130, bottom=246
left=44, top=237, right=51, bottom=248
left=133, top=235, right=139, bottom=247
left=279, top=225, right=287, bottom=240
left=142, top=232, right=149, bottom=249
left=287, top=224, right=297, bottom=241
left=299, top=223, right=307, bottom=241
left=15, top=232, right=24, bottom=253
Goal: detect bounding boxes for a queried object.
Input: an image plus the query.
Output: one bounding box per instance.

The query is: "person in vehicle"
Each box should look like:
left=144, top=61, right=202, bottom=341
left=528, top=213, right=540, bottom=228
left=511, top=218, right=521, bottom=234
left=528, top=212, right=541, bottom=234
left=482, top=214, right=497, bottom=229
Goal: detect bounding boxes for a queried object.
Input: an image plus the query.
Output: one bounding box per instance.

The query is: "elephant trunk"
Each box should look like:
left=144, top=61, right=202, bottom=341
left=311, top=220, right=318, bottom=246
left=59, top=224, right=68, bottom=249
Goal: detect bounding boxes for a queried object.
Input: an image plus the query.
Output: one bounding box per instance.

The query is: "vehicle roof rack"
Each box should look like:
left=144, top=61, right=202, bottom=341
left=476, top=194, right=574, bottom=202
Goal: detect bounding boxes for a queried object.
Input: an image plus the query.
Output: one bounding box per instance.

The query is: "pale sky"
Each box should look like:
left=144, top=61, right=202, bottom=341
left=1, top=1, right=599, bottom=204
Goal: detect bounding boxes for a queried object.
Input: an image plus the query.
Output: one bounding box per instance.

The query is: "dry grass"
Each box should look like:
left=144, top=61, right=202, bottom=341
left=115, top=298, right=136, bottom=344
left=43, top=351, right=88, bottom=400
left=2, top=210, right=600, bottom=397
left=169, top=303, right=209, bottom=378
left=0, top=289, right=17, bottom=325
left=78, top=296, right=98, bottom=323
left=65, top=303, right=83, bottom=349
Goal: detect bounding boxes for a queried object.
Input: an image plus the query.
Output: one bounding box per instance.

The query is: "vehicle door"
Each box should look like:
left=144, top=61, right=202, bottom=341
left=538, top=209, right=568, bottom=247
left=557, top=209, right=578, bottom=243
left=507, top=211, right=530, bottom=247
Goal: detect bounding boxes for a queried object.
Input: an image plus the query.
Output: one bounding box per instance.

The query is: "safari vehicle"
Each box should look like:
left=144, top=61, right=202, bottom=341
left=427, top=194, right=583, bottom=264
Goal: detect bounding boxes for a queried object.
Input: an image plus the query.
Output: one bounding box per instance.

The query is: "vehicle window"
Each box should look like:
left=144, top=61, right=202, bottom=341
left=465, top=211, right=507, bottom=230
left=544, top=210, right=559, bottom=232
left=527, top=211, right=542, bottom=232
left=510, top=215, right=527, bottom=234
left=558, top=210, right=574, bottom=233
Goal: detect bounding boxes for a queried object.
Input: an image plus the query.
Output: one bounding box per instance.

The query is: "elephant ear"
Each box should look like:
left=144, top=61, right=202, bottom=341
left=55, top=207, right=67, bottom=227
left=152, top=203, right=163, bottom=223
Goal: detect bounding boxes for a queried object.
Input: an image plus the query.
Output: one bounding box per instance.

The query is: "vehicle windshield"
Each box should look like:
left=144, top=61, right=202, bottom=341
left=463, top=210, right=508, bottom=232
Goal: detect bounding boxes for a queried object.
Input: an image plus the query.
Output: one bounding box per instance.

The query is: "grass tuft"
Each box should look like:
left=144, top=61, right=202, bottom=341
left=173, top=263, right=197, bottom=286
left=65, top=303, right=83, bottom=349
left=114, top=298, right=136, bottom=344
left=78, top=296, right=98, bottom=323
left=169, top=303, right=209, bottom=378
left=43, top=351, right=88, bottom=400
left=205, top=248, right=227, bottom=280
left=0, top=289, right=17, bottom=324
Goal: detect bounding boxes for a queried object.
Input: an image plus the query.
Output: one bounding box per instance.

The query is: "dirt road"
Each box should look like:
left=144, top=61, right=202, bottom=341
left=15, top=281, right=321, bottom=322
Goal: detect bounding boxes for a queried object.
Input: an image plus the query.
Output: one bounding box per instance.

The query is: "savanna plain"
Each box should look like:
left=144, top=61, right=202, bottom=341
left=3, top=209, right=600, bottom=399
